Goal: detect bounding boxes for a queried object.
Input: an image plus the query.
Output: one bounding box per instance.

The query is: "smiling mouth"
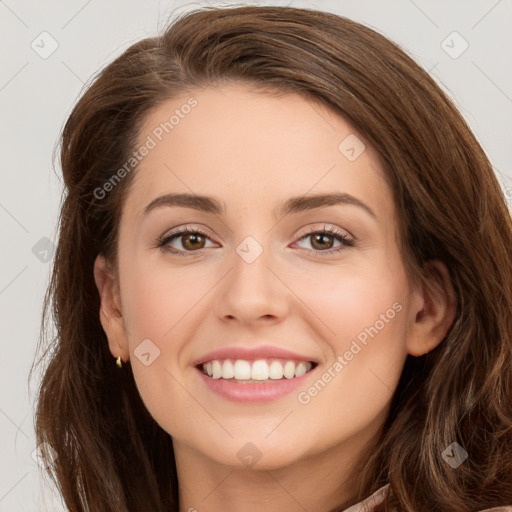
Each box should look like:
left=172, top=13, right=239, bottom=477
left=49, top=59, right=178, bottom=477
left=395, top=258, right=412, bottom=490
left=197, top=358, right=318, bottom=382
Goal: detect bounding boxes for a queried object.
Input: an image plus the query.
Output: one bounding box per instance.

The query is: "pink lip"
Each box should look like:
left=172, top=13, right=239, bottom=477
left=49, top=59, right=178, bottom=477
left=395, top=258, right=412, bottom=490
left=196, top=366, right=317, bottom=403
left=192, top=345, right=318, bottom=366
left=193, top=345, right=319, bottom=403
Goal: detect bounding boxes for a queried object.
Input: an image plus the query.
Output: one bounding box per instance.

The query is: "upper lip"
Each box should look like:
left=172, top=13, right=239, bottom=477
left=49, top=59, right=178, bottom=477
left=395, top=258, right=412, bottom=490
left=192, top=345, right=319, bottom=367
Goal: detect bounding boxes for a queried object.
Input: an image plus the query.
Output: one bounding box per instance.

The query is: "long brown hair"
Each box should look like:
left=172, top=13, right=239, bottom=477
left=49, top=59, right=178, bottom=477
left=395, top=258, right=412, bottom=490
left=31, top=5, right=512, bottom=511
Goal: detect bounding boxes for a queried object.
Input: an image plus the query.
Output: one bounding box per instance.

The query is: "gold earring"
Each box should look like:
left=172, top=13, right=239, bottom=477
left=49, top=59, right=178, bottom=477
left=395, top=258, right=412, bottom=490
left=116, top=356, right=122, bottom=368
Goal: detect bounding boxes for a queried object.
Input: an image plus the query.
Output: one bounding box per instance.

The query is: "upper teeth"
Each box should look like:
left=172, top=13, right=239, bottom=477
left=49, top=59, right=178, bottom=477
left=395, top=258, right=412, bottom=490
left=202, top=359, right=313, bottom=380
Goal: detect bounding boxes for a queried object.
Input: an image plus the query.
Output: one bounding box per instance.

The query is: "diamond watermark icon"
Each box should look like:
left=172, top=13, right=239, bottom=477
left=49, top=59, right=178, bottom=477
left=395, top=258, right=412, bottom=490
left=441, top=441, right=468, bottom=469
left=236, top=236, right=263, bottom=264
left=338, top=134, right=366, bottom=162
left=31, top=236, right=55, bottom=263
left=31, top=31, right=59, bottom=59
left=134, top=338, right=161, bottom=366
left=237, top=442, right=262, bottom=467
left=441, top=31, right=469, bottom=59
left=31, top=442, right=58, bottom=470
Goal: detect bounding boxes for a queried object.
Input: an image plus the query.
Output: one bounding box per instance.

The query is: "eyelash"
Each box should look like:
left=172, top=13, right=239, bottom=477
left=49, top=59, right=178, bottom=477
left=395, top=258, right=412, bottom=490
left=157, top=225, right=355, bottom=257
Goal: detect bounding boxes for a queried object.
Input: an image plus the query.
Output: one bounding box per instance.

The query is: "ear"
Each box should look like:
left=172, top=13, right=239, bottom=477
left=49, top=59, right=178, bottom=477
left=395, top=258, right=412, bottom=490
left=93, top=254, right=130, bottom=363
left=406, top=260, right=457, bottom=356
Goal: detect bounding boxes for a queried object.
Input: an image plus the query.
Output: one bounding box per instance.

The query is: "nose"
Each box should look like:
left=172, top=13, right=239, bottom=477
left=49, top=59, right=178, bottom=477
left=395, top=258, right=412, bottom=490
left=214, top=238, right=290, bottom=326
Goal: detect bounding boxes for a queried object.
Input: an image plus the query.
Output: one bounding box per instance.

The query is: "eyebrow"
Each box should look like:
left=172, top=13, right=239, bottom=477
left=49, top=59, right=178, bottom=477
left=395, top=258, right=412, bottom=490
left=142, top=192, right=376, bottom=221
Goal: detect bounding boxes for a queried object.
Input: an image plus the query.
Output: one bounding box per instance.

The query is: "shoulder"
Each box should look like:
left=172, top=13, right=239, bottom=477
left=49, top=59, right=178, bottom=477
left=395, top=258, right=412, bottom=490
left=341, top=484, right=388, bottom=512
left=340, top=484, right=512, bottom=512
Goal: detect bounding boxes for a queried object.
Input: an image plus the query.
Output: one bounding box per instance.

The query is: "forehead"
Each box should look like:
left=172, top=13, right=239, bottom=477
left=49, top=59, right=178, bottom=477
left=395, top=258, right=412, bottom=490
left=123, top=84, right=391, bottom=224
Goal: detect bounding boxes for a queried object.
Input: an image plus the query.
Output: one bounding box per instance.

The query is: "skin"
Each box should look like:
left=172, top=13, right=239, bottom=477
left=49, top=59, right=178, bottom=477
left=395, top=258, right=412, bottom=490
left=94, top=84, right=456, bottom=512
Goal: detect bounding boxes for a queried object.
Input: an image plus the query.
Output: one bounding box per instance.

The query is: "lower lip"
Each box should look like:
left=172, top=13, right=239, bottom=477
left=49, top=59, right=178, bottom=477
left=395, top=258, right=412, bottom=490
left=196, top=367, right=316, bottom=403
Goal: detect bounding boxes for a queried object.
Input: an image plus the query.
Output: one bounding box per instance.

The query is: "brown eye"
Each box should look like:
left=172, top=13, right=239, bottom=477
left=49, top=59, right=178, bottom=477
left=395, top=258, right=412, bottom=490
left=159, top=227, right=215, bottom=255
left=294, top=226, right=355, bottom=255
left=181, top=232, right=206, bottom=250
left=309, top=233, right=336, bottom=251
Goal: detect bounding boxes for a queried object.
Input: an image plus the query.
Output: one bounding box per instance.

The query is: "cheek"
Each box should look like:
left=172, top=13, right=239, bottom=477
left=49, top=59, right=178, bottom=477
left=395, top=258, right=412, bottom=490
left=119, top=259, right=221, bottom=432
left=120, top=259, right=206, bottom=342
left=294, top=322, right=407, bottom=457
left=290, top=259, right=409, bottom=436
left=291, top=253, right=408, bottom=351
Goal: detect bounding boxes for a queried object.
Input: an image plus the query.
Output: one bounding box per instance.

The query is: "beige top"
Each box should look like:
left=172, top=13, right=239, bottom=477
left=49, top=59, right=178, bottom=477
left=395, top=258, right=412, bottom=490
left=342, top=484, right=512, bottom=512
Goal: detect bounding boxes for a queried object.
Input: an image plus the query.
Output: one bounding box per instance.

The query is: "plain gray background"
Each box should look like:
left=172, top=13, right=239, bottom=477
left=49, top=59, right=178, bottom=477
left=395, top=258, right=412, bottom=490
left=1, top=0, right=511, bottom=510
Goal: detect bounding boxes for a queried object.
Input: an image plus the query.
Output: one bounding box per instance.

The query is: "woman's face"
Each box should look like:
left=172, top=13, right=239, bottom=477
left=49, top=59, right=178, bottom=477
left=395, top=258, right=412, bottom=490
left=96, top=84, right=433, bottom=470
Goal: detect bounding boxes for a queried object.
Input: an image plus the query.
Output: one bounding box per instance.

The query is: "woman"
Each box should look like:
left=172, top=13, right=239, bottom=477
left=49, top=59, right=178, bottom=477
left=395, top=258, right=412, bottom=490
left=31, top=5, right=512, bottom=511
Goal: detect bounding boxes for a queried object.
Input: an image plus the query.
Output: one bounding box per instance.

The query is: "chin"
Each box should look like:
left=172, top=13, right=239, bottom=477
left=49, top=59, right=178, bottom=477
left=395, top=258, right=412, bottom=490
left=198, top=434, right=312, bottom=471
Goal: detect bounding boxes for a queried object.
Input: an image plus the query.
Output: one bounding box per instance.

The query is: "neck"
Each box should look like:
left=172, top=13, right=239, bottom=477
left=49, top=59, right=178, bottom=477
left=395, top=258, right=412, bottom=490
left=174, top=422, right=383, bottom=512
